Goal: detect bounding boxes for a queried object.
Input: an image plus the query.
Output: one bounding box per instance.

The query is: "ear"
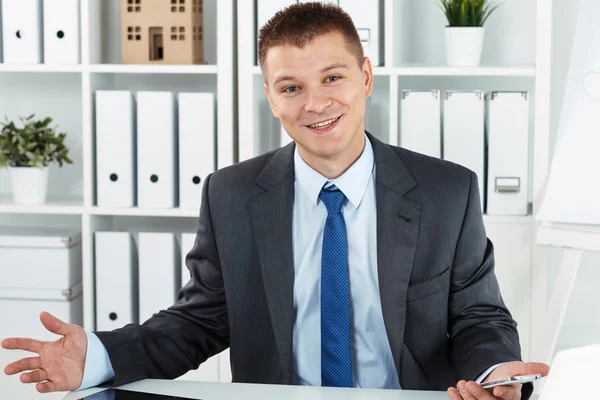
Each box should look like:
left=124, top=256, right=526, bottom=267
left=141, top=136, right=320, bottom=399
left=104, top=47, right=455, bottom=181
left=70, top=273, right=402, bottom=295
left=362, top=56, right=374, bottom=98
left=264, top=83, right=281, bottom=119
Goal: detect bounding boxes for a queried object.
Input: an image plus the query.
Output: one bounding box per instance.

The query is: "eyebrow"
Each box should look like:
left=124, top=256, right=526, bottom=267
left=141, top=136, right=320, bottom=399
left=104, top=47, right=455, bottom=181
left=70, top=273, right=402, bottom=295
left=272, top=62, right=349, bottom=86
left=320, top=62, right=348, bottom=73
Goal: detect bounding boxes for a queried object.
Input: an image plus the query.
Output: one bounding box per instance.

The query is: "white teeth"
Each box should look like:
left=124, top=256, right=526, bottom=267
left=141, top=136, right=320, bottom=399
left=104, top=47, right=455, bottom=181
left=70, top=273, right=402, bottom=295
left=309, top=117, right=338, bottom=129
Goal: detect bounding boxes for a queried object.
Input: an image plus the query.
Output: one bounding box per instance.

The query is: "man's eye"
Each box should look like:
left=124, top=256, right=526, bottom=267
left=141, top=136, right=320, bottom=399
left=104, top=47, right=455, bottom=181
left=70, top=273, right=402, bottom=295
left=284, top=86, right=298, bottom=93
left=326, top=76, right=340, bottom=83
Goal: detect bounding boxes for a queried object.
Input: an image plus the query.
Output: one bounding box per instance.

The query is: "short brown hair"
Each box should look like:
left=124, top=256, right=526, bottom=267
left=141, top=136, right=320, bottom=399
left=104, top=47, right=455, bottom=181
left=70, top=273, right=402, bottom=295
left=257, top=2, right=364, bottom=76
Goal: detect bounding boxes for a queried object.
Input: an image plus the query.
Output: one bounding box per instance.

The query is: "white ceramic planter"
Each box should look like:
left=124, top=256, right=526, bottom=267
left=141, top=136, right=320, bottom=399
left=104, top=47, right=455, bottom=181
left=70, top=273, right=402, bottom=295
left=444, top=27, right=485, bottom=66
left=9, top=166, right=49, bottom=205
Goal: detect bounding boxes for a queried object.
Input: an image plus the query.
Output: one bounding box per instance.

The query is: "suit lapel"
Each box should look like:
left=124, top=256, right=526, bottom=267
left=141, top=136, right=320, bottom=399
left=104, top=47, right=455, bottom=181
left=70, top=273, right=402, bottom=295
left=248, top=143, right=296, bottom=384
left=368, top=133, right=426, bottom=388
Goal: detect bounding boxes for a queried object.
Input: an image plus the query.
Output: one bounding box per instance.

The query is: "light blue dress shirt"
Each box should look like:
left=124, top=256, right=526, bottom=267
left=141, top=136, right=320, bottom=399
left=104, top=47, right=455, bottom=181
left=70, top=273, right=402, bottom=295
left=77, top=134, right=501, bottom=391
left=290, top=134, right=399, bottom=388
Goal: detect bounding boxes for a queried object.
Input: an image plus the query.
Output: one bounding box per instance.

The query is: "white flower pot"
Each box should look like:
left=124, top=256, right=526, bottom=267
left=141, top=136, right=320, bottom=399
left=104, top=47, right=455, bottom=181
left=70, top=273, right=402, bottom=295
left=9, top=166, right=49, bottom=205
left=444, top=27, right=485, bottom=66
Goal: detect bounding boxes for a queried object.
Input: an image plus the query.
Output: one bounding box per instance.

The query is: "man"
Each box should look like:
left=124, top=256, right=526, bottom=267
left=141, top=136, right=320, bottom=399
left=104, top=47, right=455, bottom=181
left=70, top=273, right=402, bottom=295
left=2, top=3, right=549, bottom=400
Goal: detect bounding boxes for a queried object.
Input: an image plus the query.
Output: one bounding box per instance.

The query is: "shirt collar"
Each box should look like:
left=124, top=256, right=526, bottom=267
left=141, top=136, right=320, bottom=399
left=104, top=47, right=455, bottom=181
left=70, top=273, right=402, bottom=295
left=294, top=133, right=375, bottom=209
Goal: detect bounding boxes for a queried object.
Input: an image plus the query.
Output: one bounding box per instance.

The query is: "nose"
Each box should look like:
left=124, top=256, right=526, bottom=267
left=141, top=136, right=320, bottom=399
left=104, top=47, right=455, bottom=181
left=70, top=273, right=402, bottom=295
left=304, top=87, right=332, bottom=114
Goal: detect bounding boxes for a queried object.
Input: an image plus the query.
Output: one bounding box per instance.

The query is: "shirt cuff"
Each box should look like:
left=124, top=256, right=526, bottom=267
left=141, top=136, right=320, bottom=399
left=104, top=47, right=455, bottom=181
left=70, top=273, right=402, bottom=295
left=76, top=331, right=116, bottom=391
left=476, top=362, right=504, bottom=384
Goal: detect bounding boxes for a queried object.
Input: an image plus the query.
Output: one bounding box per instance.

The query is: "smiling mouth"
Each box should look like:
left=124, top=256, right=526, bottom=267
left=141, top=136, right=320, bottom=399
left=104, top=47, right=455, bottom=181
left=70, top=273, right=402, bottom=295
left=306, top=116, right=341, bottom=129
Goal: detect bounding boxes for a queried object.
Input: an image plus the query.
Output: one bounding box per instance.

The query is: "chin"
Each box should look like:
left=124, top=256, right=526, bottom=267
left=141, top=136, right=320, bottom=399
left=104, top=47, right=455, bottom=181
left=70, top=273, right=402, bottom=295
left=309, top=140, right=349, bottom=159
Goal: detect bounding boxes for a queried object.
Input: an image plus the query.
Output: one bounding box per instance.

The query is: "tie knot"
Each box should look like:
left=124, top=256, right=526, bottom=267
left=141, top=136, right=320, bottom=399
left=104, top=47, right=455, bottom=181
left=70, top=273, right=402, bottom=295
left=319, top=187, right=346, bottom=214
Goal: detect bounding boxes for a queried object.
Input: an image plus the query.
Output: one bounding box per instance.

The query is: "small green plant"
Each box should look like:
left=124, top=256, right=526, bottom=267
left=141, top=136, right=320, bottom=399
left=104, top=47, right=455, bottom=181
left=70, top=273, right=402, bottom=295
left=439, top=0, right=501, bottom=27
left=0, top=114, right=73, bottom=168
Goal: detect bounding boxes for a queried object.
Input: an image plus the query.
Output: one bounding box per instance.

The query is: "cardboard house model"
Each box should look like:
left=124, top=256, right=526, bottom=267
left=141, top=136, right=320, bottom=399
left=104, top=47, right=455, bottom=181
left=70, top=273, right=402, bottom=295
left=120, top=0, right=204, bottom=64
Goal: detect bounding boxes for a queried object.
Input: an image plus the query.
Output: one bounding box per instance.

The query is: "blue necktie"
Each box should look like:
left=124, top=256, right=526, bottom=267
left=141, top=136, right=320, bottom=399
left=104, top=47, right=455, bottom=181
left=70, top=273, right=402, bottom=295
left=319, top=186, right=353, bottom=387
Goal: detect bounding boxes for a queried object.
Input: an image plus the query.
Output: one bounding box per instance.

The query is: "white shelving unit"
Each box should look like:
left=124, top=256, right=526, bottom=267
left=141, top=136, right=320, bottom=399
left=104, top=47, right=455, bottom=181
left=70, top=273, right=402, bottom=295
left=0, top=0, right=559, bottom=396
left=238, top=0, right=553, bottom=365
left=0, top=0, right=236, bottom=391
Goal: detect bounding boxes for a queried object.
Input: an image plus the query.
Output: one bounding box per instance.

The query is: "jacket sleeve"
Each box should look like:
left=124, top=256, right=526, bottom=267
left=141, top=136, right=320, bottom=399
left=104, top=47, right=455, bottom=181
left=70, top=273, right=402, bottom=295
left=448, top=171, right=533, bottom=400
left=94, top=172, right=230, bottom=387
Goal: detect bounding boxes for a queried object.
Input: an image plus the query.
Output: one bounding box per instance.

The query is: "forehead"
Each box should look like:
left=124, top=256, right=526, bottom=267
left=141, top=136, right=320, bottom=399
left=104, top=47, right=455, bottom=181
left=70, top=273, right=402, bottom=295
left=263, top=32, right=356, bottom=84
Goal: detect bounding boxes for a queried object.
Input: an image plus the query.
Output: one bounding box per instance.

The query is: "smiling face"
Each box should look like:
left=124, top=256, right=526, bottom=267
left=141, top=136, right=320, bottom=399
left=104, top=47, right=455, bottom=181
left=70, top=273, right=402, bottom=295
left=263, top=31, right=373, bottom=178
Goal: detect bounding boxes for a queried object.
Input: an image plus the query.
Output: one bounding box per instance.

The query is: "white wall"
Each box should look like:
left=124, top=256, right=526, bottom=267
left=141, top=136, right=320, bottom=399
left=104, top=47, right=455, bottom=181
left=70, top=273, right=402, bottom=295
left=548, top=0, right=600, bottom=354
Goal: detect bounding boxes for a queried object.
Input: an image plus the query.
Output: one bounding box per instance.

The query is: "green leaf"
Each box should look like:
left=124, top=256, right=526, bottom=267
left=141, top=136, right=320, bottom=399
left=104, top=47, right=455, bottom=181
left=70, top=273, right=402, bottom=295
left=0, top=113, right=72, bottom=169
left=438, top=0, right=501, bottom=27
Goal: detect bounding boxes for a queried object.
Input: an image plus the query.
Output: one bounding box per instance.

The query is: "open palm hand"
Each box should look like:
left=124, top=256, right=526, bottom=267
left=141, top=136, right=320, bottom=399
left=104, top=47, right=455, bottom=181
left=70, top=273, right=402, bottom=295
left=2, top=311, right=87, bottom=393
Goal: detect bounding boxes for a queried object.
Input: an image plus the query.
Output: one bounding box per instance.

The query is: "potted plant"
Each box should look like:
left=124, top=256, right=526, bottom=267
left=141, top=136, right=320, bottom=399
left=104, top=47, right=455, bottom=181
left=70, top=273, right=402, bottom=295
left=0, top=114, right=73, bottom=205
left=439, top=0, right=501, bottom=66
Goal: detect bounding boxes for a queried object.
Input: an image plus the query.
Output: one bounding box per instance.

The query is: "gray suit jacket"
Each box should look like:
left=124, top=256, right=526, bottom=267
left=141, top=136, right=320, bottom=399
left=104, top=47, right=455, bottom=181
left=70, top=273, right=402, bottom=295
left=95, top=132, right=530, bottom=398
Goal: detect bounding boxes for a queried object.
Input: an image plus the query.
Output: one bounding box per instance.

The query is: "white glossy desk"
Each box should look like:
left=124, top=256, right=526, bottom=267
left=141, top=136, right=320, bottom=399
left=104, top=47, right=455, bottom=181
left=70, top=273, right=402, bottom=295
left=62, top=379, right=542, bottom=400
left=62, top=379, right=449, bottom=400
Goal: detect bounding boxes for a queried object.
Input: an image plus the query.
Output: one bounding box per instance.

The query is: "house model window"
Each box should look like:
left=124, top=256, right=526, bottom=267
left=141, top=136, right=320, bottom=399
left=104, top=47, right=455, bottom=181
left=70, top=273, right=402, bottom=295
left=120, top=0, right=204, bottom=64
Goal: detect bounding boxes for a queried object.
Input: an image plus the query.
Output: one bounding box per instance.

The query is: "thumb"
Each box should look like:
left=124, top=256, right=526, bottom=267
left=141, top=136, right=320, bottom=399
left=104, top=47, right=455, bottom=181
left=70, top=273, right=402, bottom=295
left=40, top=312, right=76, bottom=337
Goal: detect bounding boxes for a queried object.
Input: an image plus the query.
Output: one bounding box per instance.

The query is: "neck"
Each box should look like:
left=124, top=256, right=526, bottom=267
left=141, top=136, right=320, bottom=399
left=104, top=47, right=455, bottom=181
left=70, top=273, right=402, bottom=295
left=299, top=133, right=366, bottom=180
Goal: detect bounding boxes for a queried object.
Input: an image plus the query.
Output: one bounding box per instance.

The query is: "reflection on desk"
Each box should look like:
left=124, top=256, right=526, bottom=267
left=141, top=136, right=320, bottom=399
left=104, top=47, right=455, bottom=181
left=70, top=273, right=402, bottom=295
left=62, top=379, right=542, bottom=400
left=62, top=379, right=448, bottom=400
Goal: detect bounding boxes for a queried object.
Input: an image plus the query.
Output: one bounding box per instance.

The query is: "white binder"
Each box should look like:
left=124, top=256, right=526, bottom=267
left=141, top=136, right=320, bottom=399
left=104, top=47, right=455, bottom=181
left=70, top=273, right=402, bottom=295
left=43, top=0, right=80, bottom=64
left=219, top=349, right=232, bottom=382
left=138, top=232, right=180, bottom=324
left=137, top=91, right=178, bottom=208
left=400, top=90, right=441, bottom=158
left=180, top=232, right=196, bottom=289
left=257, top=0, right=297, bottom=33
left=486, top=91, right=530, bottom=215
left=0, top=4, right=3, bottom=62
left=1, top=0, right=43, bottom=64
left=443, top=90, right=485, bottom=210
left=339, top=0, right=382, bottom=66
left=95, top=232, right=138, bottom=331
left=178, top=93, right=215, bottom=210
left=95, top=90, right=136, bottom=208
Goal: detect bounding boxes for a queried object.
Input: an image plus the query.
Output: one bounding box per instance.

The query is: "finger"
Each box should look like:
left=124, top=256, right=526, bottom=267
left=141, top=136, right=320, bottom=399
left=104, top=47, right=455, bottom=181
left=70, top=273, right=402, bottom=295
left=494, top=384, right=521, bottom=400
left=36, top=381, right=57, bottom=393
left=448, top=387, right=464, bottom=399
left=457, top=380, right=476, bottom=400
left=465, top=381, right=495, bottom=399
left=40, top=311, right=76, bottom=336
left=4, top=356, right=42, bottom=375
left=493, top=385, right=505, bottom=398
left=0, top=337, right=42, bottom=353
left=20, top=369, right=48, bottom=384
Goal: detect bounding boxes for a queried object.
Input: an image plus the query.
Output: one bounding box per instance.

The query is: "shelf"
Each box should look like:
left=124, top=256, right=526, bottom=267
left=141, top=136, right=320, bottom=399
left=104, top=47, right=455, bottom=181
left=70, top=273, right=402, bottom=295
left=0, top=195, right=84, bottom=215
left=87, top=64, right=219, bottom=74
left=90, top=207, right=200, bottom=218
left=0, top=64, right=220, bottom=74
left=388, top=64, right=536, bottom=77
left=0, top=201, right=531, bottom=223
left=0, top=63, right=83, bottom=73
left=251, top=64, right=535, bottom=77
left=536, top=221, right=600, bottom=252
